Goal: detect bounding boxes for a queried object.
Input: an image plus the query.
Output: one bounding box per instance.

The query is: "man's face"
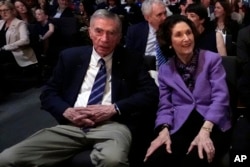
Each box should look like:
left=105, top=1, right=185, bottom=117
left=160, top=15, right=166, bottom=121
left=88, top=18, right=121, bottom=57
left=145, top=3, right=167, bottom=30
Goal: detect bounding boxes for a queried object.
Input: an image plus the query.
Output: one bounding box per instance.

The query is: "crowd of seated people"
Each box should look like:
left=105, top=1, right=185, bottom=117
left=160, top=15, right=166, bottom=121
left=0, top=0, right=249, bottom=101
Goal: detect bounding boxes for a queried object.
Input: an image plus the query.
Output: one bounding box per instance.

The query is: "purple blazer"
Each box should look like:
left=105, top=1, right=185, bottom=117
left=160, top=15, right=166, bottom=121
left=156, top=50, right=232, bottom=134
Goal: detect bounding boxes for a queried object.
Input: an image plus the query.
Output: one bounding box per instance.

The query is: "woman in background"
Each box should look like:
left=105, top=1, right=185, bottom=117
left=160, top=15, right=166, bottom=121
left=0, top=1, right=38, bottom=92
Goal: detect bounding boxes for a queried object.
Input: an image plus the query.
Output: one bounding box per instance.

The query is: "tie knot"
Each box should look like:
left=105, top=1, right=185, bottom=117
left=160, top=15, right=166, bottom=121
left=99, top=58, right=105, bottom=66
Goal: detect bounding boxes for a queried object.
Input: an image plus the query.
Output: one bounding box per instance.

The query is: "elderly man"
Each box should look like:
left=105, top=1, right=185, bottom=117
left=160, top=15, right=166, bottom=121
left=0, top=9, right=159, bottom=167
left=125, top=0, right=167, bottom=69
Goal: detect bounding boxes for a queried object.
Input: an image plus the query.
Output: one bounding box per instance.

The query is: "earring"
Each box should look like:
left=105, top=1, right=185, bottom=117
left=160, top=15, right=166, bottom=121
left=169, top=46, right=172, bottom=49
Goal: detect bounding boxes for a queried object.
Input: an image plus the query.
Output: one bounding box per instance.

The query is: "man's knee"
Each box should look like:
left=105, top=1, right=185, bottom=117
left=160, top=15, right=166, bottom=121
left=99, top=152, right=129, bottom=167
left=0, top=148, right=17, bottom=166
left=92, top=148, right=129, bottom=167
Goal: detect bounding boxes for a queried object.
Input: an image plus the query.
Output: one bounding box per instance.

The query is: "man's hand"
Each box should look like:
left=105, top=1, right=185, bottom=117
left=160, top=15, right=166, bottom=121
left=63, top=107, right=95, bottom=127
left=85, top=104, right=117, bottom=123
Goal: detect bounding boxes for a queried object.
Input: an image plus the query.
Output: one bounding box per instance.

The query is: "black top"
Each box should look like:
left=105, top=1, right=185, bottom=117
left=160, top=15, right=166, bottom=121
left=0, top=22, right=7, bottom=48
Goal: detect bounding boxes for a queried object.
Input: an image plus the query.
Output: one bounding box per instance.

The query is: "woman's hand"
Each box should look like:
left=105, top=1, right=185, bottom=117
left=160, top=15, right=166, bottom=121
left=144, top=127, right=172, bottom=162
left=187, top=128, right=215, bottom=163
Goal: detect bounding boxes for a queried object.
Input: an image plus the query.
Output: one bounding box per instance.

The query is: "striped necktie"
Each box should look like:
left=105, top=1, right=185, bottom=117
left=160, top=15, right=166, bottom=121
left=155, top=42, right=167, bottom=69
left=87, top=58, right=107, bottom=105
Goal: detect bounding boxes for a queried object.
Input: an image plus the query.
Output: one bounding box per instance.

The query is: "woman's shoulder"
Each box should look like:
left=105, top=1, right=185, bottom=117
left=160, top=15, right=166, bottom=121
left=11, top=18, right=26, bottom=26
left=199, top=49, right=221, bottom=62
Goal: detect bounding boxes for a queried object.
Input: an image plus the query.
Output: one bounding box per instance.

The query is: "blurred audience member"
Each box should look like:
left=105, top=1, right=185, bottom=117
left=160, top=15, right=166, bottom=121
left=201, top=0, right=215, bottom=20
left=35, top=8, right=55, bottom=60
left=0, top=1, right=38, bottom=92
left=51, top=0, right=74, bottom=18
left=37, top=0, right=53, bottom=16
left=212, top=0, right=239, bottom=56
left=231, top=0, right=245, bottom=25
left=186, top=3, right=218, bottom=53
left=0, top=1, right=37, bottom=67
left=179, top=0, right=195, bottom=15
left=75, top=0, right=89, bottom=28
left=14, top=0, right=36, bottom=24
left=123, top=0, right=145, bottom=25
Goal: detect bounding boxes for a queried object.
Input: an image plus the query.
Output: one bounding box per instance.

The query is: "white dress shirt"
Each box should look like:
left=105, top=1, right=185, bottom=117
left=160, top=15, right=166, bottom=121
left=145, top=24, right=157, bottom=56
left=74, top=48, right=112, bottom=107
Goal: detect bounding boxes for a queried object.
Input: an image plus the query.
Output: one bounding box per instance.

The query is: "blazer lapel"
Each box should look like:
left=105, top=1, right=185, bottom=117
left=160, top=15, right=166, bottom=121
left=71, top=47, right=92, bottom=100
left=111, top=47, right=123, bottom=103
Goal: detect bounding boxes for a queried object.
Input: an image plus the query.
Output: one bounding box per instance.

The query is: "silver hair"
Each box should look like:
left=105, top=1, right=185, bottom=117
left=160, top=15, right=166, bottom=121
left=141, top=0, right=166, bottom=16
left=90, top=9, right=122, bottom=34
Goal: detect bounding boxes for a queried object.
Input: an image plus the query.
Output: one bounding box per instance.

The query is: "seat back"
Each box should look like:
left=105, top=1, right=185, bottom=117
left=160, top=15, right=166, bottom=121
left=221, top=56, right=238, bottom=123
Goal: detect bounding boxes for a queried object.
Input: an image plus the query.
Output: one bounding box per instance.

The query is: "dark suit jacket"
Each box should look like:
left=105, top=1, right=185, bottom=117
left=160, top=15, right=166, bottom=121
left=125, top=21, right=149, bottom=56
left=40, top=45, right=159, bottom=132
left=50, top=7, right=74, bottom=18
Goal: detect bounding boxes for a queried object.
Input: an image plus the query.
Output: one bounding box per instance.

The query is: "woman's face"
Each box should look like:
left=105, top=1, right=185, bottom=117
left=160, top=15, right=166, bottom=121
left=79, top=2, right=85, bottom=11
left=214, top=2, right=225, bottom=18
left=14, top=1, right=27, bottom=14
left=0, top=4, right=15, bottom=21
left=171, top=21, right=194, bottom=58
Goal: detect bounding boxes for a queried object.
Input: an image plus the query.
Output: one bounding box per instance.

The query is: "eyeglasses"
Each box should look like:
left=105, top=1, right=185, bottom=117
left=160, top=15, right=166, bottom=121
left=0, top=9, right=10, bottom=13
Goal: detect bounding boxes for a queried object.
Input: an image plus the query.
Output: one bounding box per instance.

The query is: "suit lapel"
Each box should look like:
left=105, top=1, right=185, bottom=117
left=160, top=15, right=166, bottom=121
left=71, top=47, right=92, bottom=102
left=5, top=18, right=17, bottom=44
left=111, top=47, right=123, bottom=103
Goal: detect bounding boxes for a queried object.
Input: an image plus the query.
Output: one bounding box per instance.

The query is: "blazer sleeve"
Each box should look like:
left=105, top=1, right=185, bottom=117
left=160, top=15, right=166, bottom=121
left=4, top=20, right=30, bottom=50
left=203, top=53, right=230, bottom=126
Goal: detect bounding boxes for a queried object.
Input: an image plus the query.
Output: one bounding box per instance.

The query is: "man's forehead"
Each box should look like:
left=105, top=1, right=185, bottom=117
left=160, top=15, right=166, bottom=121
left=91, top=18, right=119, bottom=30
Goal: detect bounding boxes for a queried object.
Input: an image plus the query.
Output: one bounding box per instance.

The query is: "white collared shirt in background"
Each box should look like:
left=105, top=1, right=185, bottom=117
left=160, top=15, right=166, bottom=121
left=145, top=24, right=157, bottom=56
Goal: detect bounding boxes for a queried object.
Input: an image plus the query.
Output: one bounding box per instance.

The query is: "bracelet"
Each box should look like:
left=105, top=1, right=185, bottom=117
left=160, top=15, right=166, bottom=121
left=161, top=124, right=169, bottom=130
left=201, top=126, right=212, bottom=132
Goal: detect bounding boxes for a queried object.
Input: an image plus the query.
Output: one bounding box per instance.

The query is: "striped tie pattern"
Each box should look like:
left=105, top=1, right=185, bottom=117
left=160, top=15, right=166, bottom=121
left=155, top=42, right=167, bottom=69
left=87, top=59, right=107, bottom=105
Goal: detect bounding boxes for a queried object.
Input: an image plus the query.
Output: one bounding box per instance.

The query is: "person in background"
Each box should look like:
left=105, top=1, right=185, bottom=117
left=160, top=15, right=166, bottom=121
left=75, top=0, right=90, bottom=28
left=185, top=3, right=218, bottom=53
left=125, top=0, right=167, bottom=70
left=201, top=0, right=215, bottom=21
left=0, top=1, right=37, bottom=69
left=34, top=8, right=55, bottom=60
left=0, top=9, right=159, bottom=167
left=14, top=0, right=36, bottom=24
left=37, top=0, right=53, bottom=16
left=0, top=1, right=38, bottom=96
left=122, top=0, right=145, bottom=25
left=212, top=0, right=239, bottom=56
left=144, top=15, right=232, bottom=167
left=51, top=0, right=74, bottom=18
left=179, top=0, right=195, bottom=15
left=230, top=0, right=245, bottom=25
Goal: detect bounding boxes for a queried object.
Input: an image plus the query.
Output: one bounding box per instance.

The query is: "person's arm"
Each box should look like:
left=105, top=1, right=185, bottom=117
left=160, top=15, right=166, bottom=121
left=216, top=31, right=227, bottom=56
left=40, top=23, right=55, bottom=40
left=3, top=20, right=30, bottom=50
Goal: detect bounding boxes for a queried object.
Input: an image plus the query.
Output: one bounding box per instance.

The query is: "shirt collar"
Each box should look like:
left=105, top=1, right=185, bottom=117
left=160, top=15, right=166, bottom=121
left=91, top=47, right=113, bottom=67
left=148, top=23, right=156, bottom=34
